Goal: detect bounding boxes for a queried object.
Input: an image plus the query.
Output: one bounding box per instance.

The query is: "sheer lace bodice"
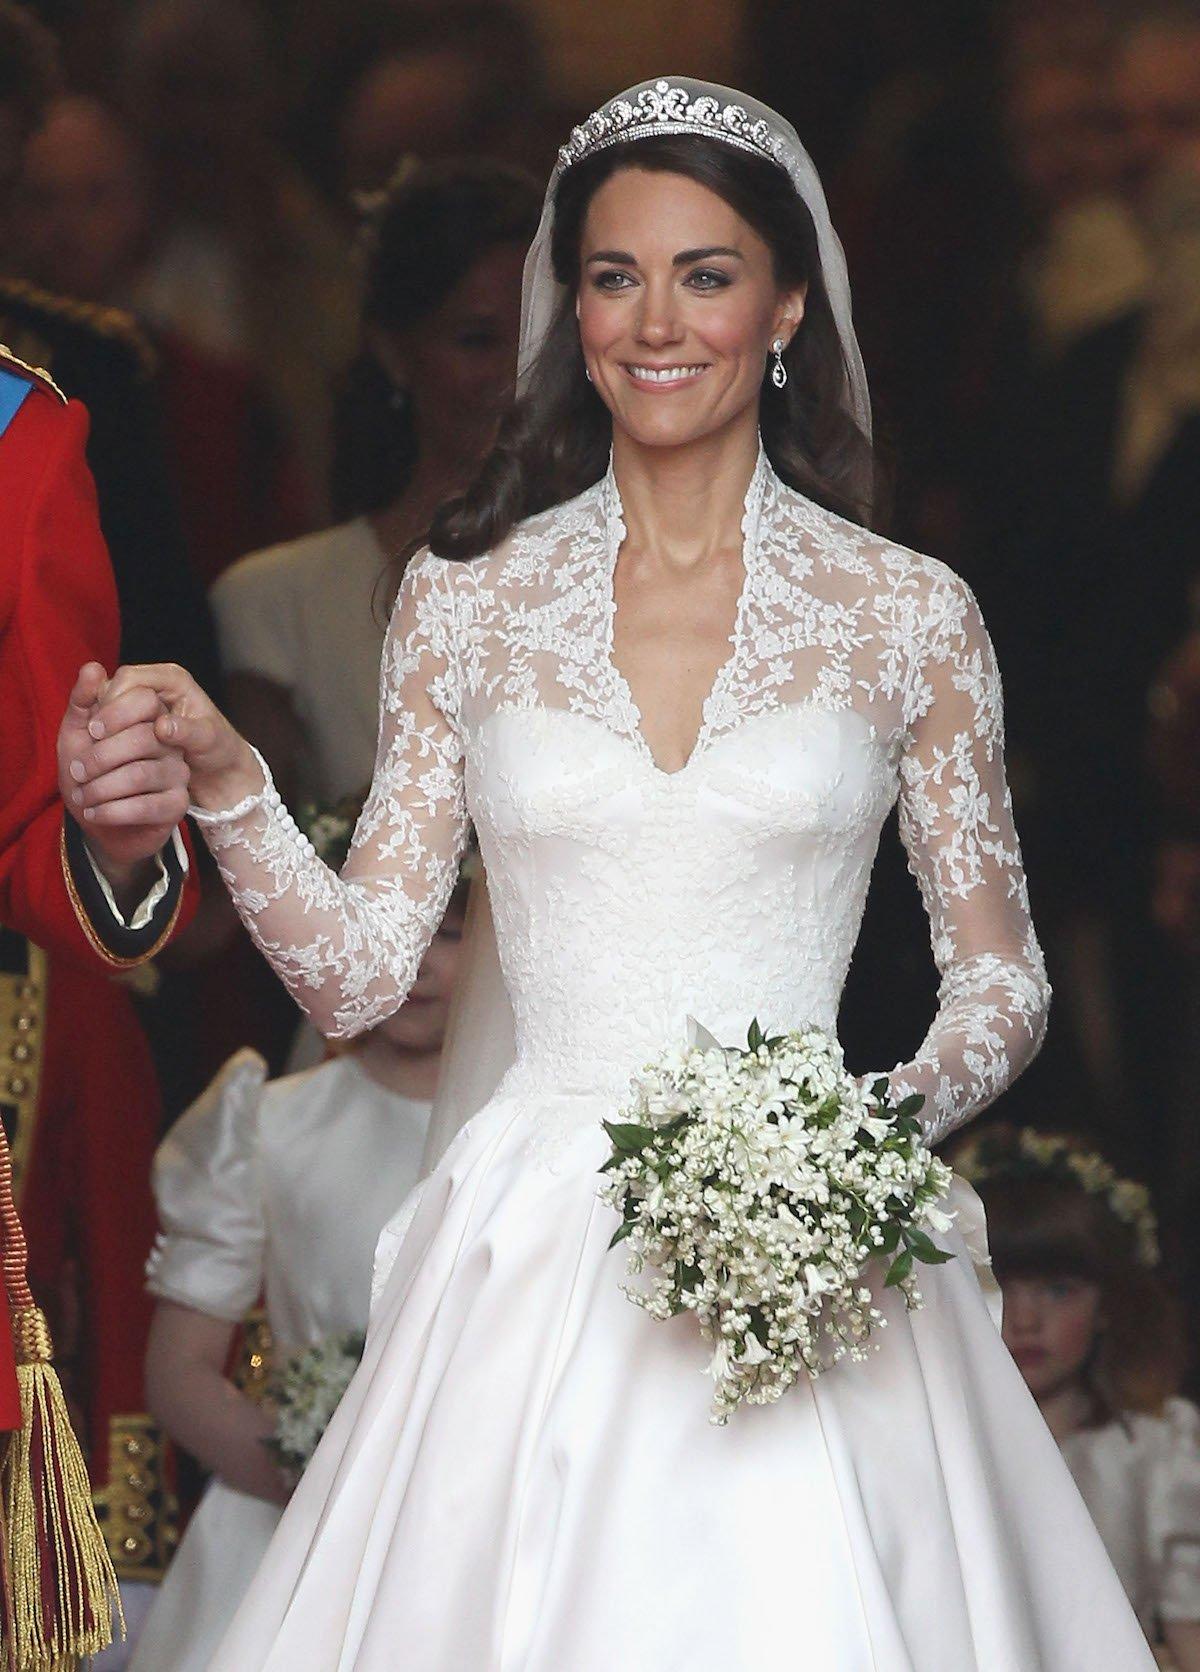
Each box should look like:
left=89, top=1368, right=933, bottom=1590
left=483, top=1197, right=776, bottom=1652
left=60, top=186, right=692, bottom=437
left=196, top=452, right=1049, bottom=1146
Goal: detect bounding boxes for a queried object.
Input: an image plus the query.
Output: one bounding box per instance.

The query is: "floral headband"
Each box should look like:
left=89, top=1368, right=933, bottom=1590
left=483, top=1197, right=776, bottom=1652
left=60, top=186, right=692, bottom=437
left=955, top=1127, right=1161, bottom=1269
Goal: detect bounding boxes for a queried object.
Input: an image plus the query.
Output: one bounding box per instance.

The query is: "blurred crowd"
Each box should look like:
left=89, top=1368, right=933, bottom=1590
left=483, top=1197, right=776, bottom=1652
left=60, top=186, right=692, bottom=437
left=2, top=0, right=1200, bottom=1663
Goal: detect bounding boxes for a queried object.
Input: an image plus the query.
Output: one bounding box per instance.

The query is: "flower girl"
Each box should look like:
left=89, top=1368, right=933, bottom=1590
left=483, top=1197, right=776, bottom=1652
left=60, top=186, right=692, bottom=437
left=955, top=1126, right=1200, bottom=1669
left=127, top=881, right=466, bottom=1672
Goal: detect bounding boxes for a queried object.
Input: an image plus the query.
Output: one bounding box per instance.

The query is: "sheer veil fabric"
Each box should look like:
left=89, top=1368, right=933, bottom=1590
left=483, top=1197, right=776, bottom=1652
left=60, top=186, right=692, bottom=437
left=425, top=76, right=872, bottom=1178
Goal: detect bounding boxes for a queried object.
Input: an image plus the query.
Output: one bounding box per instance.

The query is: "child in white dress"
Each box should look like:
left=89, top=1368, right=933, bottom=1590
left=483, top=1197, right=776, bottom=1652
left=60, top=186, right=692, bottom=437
left=127, top=887, right=465, bottom=1672
left=956, top=1126, right=1200, bottom=1669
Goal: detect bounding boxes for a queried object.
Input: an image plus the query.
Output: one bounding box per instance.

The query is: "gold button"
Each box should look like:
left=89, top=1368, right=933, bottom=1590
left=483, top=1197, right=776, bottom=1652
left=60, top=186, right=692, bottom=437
left=15, top=1014, right=34, bottom=1032
left=8, top=1077, right=26, bottom=1096
left=11, top=1042, right=30, bottom=1062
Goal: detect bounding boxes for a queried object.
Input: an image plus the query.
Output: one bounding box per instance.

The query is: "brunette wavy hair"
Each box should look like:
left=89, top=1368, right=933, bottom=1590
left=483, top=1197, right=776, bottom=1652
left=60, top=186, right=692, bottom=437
left=424, top=134, right=877, bottom=565
left=332, top=157, right=542, bottom=521
left=957, top=1126, right=1185, bottom=1427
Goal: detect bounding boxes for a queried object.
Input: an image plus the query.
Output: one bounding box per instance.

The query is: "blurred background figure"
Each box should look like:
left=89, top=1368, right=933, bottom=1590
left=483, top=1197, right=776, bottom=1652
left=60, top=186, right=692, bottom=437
left=207, top=156, right=538, bottom=1074
left=956, top=1126, right=1200, bottom=1669
left=992, top=3, right=1200, bottom=1175
left=117, top=0, right=357, bottom=525
left=131, top=874, right=467, bottom=1672
left=292, top=1, right=554, bottom=205
left=12, top=92, right=307, bottom=585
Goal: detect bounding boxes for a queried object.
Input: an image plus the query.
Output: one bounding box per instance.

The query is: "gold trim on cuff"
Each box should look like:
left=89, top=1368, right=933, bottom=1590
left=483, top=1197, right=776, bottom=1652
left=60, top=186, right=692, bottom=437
left=59, top=820, right=184, bottom=970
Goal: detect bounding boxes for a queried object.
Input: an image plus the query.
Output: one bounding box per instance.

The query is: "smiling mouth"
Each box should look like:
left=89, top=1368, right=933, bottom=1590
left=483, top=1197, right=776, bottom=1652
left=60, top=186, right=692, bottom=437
left=623, top=363, right=710, bottom=387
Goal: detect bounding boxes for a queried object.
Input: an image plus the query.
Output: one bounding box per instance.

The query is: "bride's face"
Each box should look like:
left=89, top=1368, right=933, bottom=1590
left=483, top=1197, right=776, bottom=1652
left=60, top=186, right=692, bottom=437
left=576, top=166, right=804, bottom=450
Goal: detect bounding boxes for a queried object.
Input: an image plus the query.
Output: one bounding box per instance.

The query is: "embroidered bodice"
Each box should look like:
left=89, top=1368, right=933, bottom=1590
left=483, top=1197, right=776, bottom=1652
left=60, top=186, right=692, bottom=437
left=196, top=453, right=1049, bottom=1145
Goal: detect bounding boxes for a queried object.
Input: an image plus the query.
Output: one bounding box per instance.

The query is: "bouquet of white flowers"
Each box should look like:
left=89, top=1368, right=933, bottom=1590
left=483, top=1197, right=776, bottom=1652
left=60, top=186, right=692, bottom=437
left=263, top=1332, right=364, bottom=1478
left=599, top=1021, right=955, bottom=1423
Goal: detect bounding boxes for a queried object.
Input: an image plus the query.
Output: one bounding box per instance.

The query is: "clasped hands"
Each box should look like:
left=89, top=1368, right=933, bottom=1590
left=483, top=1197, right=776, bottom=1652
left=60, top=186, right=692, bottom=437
left=57, top=660, right=261, bottom=891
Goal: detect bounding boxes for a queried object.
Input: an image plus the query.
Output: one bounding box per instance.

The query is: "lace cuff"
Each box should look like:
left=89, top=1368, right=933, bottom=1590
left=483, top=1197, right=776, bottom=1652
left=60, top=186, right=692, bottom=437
left=187, top=744, right=276, bottom=826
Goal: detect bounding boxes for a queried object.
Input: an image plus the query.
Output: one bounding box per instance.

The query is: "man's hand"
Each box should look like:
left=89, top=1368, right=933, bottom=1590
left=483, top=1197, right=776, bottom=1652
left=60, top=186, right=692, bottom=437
left=88, top=661, right=260, bottom=813
left=58, top=662, right=190, bottom=893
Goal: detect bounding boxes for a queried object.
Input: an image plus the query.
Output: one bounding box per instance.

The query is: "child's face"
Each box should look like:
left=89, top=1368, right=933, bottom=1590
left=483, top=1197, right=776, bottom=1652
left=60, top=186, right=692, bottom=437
left=1001, top=1273, right=1104, bottom=1400
left=375, top=903, right=466, bottom=1055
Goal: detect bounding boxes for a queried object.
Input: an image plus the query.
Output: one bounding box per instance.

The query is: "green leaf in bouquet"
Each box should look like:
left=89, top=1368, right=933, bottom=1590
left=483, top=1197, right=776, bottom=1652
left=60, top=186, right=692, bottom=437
left=870, top=1077, right=891, bottom=1102
left=895, top=1093, right=926, bottom=1120
left=674, top=1260, right=702, bottom=1293
left=747, top=1018, right=764, bottom=1052
left=884, top=1247, right=914, bottom=1286
left=878, top=1221, right=902, bottom=1254
left=608, top=1219, right=635, bottom=1249
left=602, top=1120, right=656, bottom=1153
left=747, top=1307, right=770, bottom=1347
left=901, top=1226, right=954, bottom=1266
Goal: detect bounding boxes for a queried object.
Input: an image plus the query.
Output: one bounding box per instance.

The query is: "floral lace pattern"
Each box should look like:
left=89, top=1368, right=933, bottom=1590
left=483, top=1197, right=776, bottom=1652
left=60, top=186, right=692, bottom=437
left=198, top=450, right=1049, bottom=1149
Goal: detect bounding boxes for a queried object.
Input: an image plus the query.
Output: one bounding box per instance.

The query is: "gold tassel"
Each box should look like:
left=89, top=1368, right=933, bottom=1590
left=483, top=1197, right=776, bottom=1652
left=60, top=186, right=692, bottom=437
left=0, top=1308, right=123, bottom=1671
left=0, top=1002, right=122, bottom=1670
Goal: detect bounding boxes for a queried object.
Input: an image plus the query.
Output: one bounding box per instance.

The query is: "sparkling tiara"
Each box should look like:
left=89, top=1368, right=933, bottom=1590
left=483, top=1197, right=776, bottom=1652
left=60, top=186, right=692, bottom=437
left=558, top=79, right=789, bottom=174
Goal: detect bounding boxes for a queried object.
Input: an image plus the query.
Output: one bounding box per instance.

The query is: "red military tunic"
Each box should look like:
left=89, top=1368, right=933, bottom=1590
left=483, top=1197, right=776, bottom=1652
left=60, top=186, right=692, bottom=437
left=0, top=346, right=195, bottom=1583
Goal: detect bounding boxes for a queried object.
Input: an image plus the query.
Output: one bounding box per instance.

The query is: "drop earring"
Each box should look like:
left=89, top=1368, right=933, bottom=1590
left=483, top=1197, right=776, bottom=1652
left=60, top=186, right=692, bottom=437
left=771, top=337, right=788, bottom=390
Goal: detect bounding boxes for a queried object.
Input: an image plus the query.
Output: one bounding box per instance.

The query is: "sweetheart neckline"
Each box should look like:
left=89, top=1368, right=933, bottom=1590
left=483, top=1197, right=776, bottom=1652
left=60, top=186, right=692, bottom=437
left=472, top=699, right=889, bottom=786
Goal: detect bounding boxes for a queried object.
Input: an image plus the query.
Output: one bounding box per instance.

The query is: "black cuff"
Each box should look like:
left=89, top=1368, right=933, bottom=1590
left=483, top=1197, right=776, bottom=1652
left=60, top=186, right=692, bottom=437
left=63, top=815, right=185, bottom=962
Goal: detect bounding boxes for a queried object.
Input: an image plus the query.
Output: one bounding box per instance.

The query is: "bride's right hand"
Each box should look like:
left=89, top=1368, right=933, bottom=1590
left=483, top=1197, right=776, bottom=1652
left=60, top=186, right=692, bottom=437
left=85, top=662, right=265, bottom=815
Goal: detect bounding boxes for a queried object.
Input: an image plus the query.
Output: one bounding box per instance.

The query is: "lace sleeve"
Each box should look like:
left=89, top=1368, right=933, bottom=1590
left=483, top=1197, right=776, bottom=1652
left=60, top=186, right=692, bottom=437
left=194, top=550, right=469, bottom=1039
left=883, top=566, right=1051, bottom=1144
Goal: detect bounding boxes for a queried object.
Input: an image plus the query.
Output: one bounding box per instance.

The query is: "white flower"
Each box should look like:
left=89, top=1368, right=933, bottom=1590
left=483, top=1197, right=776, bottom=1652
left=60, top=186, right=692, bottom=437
left=599, top=1021, right=953, bottom=1422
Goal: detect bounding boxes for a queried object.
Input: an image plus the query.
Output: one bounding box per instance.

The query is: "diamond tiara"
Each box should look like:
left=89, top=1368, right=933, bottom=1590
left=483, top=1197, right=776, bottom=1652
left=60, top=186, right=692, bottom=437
left=558, top=80, right=789, bottom=175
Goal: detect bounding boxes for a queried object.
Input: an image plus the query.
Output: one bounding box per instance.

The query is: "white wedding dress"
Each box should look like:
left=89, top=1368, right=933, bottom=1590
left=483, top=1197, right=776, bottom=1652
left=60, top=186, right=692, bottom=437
left=199, top=451, right=1154, bottom=1669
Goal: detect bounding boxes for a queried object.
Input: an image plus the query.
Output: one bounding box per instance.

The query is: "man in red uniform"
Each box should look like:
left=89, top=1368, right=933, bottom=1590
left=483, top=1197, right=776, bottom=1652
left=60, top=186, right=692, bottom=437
left=0, top=342, right=197, bottom=1616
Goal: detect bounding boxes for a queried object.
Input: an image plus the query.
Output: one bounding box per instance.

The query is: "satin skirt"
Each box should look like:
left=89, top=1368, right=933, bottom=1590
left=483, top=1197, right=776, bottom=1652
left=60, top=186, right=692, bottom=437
left=132, top=1483, right=281, bottom=1672
left=210, top=1089, right=1155, bottom=1671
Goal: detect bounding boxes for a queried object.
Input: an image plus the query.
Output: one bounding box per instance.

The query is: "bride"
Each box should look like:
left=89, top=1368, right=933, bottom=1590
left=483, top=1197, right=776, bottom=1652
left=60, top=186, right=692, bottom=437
left=80, top=79, right=1154, bottom=1671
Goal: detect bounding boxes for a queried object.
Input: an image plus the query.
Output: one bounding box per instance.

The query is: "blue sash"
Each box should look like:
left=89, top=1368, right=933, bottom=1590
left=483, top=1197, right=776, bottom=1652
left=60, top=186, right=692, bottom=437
left=0, top=366, right=33, bottom=440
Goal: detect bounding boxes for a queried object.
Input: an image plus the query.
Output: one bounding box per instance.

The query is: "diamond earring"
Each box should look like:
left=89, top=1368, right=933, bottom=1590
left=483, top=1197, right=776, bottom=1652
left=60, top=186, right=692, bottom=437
left=771, top=338, right=788, bottom=390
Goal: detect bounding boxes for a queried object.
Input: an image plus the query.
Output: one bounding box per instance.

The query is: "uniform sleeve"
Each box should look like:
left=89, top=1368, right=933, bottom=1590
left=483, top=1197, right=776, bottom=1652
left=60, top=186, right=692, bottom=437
left=0, top=393, right=196, bottom=965
left=194, top=549, right=470, bottom=1039
left=145, top=1048, right=269, bottom=1322
left=881, top=567, right=1051, bottom=1144
left=1155, top=1399, right=1200, bottom=1624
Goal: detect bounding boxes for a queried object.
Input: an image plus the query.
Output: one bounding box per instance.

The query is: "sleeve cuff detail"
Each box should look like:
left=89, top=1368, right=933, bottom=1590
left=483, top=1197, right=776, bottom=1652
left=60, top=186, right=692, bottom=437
left=61, top=818, right=189, bottom=968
